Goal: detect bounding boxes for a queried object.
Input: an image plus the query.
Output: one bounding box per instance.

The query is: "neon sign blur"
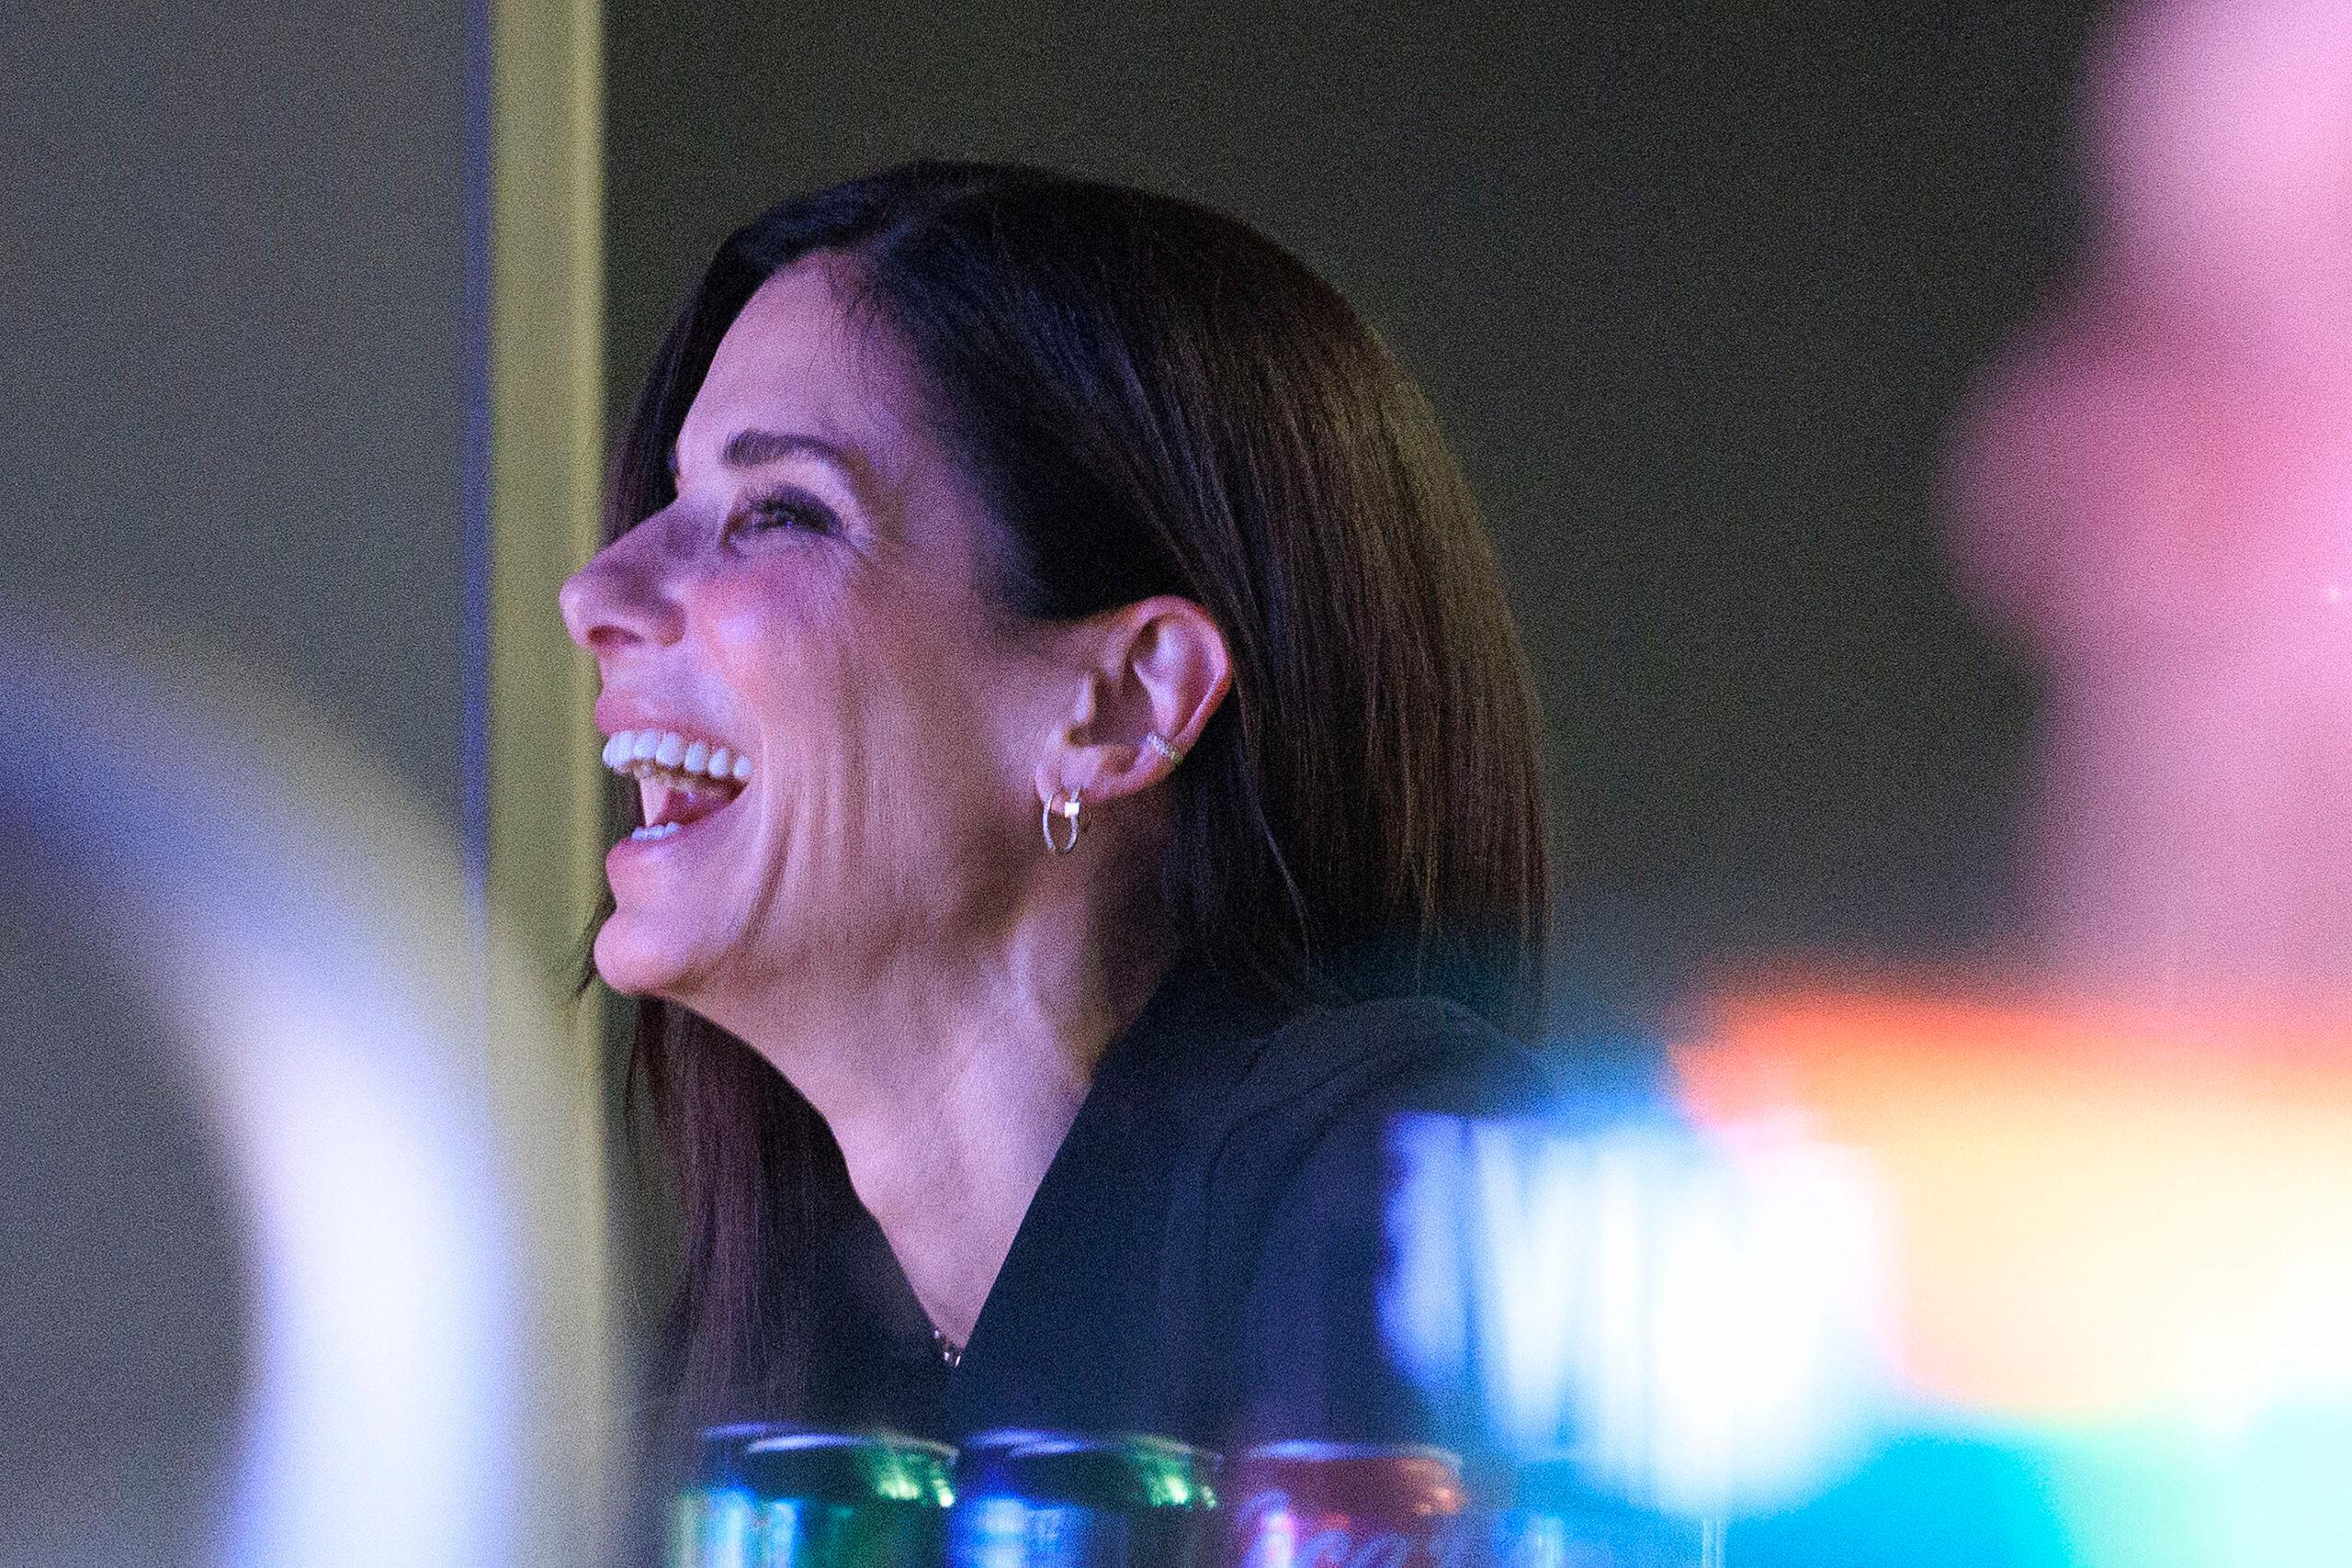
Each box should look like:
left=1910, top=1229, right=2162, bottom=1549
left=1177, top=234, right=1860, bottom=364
left=1384, top=1111, right=1890, bottom=1516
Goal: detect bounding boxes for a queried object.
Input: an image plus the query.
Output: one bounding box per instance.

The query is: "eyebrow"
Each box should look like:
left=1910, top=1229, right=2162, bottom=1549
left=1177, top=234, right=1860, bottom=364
left=666, top=428, right=863, bottom=487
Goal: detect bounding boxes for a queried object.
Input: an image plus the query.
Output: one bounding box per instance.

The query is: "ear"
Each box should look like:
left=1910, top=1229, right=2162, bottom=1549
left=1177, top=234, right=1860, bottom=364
left=1034, top=595, right=1232, bottom=808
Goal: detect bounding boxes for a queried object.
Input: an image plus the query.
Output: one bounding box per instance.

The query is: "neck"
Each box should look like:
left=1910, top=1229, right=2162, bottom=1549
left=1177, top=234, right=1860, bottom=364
left=723, top=907, right=1174, bottom=1347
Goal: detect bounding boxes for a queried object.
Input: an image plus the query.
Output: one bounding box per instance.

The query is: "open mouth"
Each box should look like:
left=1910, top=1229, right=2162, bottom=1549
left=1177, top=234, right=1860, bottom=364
left=599, top=727, right=751, bottom=842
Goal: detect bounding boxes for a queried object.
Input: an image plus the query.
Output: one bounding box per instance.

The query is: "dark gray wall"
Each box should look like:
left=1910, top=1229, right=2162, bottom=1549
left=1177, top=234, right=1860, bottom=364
left=0, top=856, right=248, bottom=1562
left=5, top=0, right=476, bottom=833
left=3, top=3, right=473, bottom=1557
left=604, top=3, right=2097, bottom=1026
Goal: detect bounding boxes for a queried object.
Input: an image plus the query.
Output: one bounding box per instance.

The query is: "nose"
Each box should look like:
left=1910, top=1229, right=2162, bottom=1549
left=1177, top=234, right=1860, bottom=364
left=560, top=524, right=684, bottom=655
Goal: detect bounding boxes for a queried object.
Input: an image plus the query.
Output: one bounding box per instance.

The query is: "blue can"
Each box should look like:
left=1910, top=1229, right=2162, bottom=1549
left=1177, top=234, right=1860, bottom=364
left=950, top=1432, right=1219, bottom=1568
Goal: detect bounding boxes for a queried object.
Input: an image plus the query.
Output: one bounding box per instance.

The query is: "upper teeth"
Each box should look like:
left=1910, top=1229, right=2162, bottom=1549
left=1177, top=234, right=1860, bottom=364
left=600, top=728, right=752, bottom=784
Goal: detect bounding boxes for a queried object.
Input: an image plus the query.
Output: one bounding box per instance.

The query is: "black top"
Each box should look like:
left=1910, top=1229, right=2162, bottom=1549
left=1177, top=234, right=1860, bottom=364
left=801, top=964, right=1554, bottom=1451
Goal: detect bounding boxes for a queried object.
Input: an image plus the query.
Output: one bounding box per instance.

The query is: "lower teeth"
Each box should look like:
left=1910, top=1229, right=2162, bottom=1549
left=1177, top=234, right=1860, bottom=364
left=630, top=822, right=682, bottom=841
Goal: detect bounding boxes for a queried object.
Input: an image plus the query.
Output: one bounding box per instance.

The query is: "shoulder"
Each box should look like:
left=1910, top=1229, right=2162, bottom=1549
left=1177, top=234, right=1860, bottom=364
left=1165, top=993, right=1554, bottom=1447
left=1200, top=991, right=1555, bottom=1188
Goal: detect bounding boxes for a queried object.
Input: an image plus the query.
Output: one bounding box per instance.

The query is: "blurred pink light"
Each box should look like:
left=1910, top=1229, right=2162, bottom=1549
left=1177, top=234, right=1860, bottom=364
left=1942, top=0, right=2352, bottom=1011
left=2087, top=0, right=2352, bottom=371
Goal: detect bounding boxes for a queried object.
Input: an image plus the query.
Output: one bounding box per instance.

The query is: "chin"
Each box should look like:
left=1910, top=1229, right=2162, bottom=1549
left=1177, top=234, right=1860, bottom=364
left=591, top=908, right=702, bottom=1001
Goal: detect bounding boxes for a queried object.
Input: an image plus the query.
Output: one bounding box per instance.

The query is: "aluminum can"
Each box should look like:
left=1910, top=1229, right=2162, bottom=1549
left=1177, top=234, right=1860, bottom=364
left=729, top=1430, right=956, bottom=1568
left=1221, top=1442, right=1468, bottom=1568
left=950, top=1431, right=1220, bottom=1568
left=1481, top=1458, right=1718, bottom=1568
left=671, top=1424, right=800, bottom=1568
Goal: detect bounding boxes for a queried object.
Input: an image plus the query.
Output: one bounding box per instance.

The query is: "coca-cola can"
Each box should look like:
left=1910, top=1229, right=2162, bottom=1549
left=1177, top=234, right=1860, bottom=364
left=1222, top=1442, right=1468, bottom=1568
left=949, top=1431, right=1220, bottom=1568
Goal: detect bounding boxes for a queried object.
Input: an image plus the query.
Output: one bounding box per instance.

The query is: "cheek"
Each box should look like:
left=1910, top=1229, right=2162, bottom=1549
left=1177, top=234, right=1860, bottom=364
left=699, top=562, right=842, bottom=670
left=702, top=570, right=1038, bottom=840
left=699, top=569, right=889, bottom=747
left=711, top=569, right=1005, bottom=728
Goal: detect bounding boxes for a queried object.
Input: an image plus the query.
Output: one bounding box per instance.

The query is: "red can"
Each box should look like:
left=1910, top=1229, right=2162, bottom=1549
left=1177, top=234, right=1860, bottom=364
left=1223, top=1443, right=1468, bottom=1568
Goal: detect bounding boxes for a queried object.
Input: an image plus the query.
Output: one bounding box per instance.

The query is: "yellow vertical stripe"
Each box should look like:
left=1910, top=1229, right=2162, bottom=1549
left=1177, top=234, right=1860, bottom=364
left=487, top=0, right=616, bottom=1554
left=488, top=5, right=604, bottom=986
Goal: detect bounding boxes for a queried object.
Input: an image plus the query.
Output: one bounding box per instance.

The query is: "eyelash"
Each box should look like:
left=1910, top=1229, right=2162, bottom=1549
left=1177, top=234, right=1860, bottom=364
left=729, top=490, right=839, bottom=542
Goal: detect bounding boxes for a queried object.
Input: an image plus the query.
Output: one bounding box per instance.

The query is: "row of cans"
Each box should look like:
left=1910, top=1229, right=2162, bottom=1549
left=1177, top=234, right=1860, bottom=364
left=673, top=1427, right=1719, bottom=1568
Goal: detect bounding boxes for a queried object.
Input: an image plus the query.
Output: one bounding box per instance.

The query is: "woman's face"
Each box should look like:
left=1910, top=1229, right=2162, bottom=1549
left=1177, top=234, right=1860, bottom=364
left=560, top=256, right=1066, bottom=1018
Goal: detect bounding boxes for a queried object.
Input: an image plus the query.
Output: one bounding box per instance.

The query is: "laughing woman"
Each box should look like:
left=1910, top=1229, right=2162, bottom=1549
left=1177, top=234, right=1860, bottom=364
left=561, top=163, right=1552, bottom=1458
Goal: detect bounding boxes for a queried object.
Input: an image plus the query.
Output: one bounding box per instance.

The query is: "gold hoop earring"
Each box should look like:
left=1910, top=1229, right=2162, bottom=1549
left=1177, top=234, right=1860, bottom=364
left=1144, top=731, right=1185, bottom=765
left=1041, top=787, right=1084, bottom=855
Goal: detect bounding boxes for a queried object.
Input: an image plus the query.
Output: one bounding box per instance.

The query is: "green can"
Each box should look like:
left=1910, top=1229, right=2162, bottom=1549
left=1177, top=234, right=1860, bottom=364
left=741, top=1430, right=957, bottom=1568
left=672, top=1424, right=797, bottom=1568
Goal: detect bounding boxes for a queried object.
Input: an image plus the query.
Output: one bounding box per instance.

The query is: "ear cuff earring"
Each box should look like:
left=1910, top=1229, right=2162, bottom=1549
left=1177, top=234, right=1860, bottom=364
left=1144, top=731, right=1185, bottom=764
left=1042, top=787, right=1084, bottom=854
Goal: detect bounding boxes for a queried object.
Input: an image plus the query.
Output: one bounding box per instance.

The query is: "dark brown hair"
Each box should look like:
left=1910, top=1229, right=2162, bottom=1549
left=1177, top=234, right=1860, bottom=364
left=602, top=162, right=1550, bottom=1418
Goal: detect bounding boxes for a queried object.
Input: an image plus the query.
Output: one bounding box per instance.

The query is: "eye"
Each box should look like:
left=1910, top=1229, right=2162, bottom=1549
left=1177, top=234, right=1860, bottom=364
left=728, top=489, right=840, bottom=543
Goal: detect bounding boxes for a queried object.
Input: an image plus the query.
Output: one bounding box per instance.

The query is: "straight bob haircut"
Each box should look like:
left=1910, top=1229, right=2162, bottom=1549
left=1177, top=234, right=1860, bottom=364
left=598, top=161, right=1551, bottom=1416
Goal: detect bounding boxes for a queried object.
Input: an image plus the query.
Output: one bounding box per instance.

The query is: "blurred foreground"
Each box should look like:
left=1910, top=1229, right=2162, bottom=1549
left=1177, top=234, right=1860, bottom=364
left=0, top=615, right=615, bottom=1568
left=1385, top=4, right=2352, bottom=1562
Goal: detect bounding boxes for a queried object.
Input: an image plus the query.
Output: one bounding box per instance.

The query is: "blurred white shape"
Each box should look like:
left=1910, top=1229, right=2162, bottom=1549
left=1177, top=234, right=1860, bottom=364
left=1385, top=1112, right=1889, bottom=1516
left=194, top=945, right=510, bottom=1568
left=1, top=611, right=613, bottom=1568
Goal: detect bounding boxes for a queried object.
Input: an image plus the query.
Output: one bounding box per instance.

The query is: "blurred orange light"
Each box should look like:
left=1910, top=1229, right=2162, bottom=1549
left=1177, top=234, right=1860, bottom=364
left=1672, top=986, right=2352, bottom=1427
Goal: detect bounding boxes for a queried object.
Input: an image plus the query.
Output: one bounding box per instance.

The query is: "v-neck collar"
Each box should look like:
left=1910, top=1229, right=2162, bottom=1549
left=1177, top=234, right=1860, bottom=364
left=961, top=963, right=1283, bottom=1333
left=841, top=962, right=1289, bottom=1433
